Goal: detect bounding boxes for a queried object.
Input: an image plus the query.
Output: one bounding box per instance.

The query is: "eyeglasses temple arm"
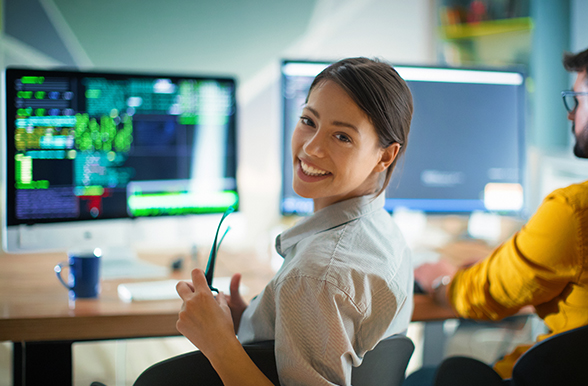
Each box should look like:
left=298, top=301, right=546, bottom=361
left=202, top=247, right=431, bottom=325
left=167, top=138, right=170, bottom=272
left=205, top=226, right=231, bottom=292
left=204, top=206, right=235, bottom=292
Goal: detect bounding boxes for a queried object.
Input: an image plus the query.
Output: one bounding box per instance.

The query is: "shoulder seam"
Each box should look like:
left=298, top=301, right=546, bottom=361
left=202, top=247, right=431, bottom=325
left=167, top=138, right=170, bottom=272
left=276, top=274, right=367, bottom=316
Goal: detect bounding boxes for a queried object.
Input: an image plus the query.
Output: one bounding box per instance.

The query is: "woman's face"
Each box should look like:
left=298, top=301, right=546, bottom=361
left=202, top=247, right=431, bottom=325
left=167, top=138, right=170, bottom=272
left=291, top=80, right=397, bottom=212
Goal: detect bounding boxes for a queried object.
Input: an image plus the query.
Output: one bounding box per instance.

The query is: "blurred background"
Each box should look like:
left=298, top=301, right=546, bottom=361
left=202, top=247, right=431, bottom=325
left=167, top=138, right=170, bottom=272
left=2, top=0, right=588, bottom=251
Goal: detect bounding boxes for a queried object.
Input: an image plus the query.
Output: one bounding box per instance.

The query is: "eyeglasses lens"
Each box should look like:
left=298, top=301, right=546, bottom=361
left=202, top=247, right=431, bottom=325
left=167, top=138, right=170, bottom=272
left=564, top=95, right=578, bottom=113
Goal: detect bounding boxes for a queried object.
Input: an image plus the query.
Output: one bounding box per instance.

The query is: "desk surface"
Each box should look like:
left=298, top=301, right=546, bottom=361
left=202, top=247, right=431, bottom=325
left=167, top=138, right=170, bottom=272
left=0, top=249, right=457, bottom=344
left=0, top=250, right=278, bottom=342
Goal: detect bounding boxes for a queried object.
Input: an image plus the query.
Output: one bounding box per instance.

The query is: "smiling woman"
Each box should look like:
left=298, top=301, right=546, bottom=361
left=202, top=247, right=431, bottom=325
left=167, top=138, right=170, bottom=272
left=292, top=79, right=401, bottom=211
left=141, top=58, right=415, bottom=386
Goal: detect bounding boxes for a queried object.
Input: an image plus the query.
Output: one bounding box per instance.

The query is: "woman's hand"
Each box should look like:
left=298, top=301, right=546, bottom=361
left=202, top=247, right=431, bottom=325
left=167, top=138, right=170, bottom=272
left=176, top=269, right=237, bottom=357
left=176, top=269, right=274, bottom=386
left=224, top=273, right=248, bottom=333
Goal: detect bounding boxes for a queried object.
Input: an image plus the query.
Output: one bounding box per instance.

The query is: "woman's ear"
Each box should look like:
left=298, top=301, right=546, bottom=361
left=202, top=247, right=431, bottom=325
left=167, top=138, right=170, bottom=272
left=375, top=143, right=401, bottom=172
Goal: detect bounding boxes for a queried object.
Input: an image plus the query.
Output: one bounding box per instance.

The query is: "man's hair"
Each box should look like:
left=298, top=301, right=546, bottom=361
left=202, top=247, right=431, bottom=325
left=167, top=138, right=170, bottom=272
left=563, top=47, right=588, bottom=75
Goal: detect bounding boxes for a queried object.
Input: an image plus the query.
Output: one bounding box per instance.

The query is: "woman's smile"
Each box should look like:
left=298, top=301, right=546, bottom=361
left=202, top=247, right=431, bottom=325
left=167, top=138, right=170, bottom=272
left=300, top=159, right=329, bottom=176
left=296, top=158, right=332, bottom=183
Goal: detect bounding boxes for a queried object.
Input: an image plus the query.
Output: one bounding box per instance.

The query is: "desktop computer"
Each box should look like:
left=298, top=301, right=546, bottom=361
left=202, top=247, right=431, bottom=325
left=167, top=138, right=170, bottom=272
left=2, top=67, right=238, bottom=278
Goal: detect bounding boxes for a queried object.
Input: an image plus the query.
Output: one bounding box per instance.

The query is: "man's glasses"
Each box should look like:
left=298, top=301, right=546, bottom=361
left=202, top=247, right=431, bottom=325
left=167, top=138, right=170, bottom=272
left=561, top=91, right=588, bottom=113
left=204, top=205, right=235, bottom=293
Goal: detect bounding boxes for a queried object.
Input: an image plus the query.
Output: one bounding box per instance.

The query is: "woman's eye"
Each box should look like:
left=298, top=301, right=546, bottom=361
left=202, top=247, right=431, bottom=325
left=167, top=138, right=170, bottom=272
left=300, top=116, right=315, bottom=127
left=335, top=133, right=352, bottom=143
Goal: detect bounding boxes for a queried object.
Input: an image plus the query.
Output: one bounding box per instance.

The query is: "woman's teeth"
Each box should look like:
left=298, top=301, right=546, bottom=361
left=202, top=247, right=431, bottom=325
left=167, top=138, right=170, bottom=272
left=301, top=161, right=329, bottom=176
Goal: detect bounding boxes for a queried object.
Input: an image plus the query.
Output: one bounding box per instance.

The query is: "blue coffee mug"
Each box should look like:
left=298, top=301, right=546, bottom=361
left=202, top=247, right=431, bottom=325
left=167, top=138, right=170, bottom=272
left=54, top=250, right=101, bottom=299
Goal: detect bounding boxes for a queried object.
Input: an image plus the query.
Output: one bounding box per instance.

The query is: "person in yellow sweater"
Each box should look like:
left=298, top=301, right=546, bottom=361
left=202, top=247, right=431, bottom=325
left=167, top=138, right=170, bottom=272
left=413, top=46, right=588, bottom=382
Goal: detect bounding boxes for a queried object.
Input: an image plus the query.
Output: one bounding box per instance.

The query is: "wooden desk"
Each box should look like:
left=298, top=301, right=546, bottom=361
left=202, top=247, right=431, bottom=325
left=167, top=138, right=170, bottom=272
left=0, top=250, right=455, bottom=385
left=0, top=249, right=275, bottom=386
left=413, top=294, right=456, bottom=321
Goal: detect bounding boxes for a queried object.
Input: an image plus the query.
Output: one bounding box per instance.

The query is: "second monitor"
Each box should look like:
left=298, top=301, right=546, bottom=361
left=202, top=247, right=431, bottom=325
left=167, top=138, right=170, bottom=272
left=280, top=61, right=526, bottom=216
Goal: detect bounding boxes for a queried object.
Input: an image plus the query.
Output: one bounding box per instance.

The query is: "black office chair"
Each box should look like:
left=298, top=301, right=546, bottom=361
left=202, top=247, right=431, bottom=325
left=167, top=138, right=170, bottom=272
left=134, top=334, right=414, bottom=386
left=352, top=334, right=415, bottom=386
left=509, top=323, right=588, bottom=386
left=433, top=324, right=588, bottom=386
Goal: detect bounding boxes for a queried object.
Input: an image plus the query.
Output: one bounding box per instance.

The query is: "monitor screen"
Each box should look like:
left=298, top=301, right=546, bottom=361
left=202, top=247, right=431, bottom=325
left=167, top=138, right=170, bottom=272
left=280, top=61, right=525, bottom=215
left=3, top=67, right=238, bottom=253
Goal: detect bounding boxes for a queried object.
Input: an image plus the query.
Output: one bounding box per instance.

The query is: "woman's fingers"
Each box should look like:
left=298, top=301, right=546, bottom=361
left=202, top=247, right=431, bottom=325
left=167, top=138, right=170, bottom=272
left=230, top=273, right=241, bottom=295
left=176, top=280, right=194, bottom=299
left=191, top=268, right=210, bottom=290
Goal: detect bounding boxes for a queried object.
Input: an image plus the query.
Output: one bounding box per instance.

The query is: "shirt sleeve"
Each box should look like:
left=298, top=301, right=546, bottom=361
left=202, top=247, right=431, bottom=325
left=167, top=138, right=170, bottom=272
left=448, top=195, right=580, bottom=321
left=273, top=276, right=384, bottom=386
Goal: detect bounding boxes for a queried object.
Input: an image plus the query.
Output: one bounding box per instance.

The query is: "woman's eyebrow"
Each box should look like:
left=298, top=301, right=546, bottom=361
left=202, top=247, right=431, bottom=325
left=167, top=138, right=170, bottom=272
left=332, top=120, right=359, bottom=133
left=303, top=106, right=360, bottom=133
left=303, top=105, right=320, bottom=118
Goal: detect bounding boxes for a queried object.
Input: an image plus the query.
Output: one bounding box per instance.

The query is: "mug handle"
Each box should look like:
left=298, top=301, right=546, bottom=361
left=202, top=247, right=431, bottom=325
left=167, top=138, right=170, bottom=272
left=54, top=262, right=73, bottom=290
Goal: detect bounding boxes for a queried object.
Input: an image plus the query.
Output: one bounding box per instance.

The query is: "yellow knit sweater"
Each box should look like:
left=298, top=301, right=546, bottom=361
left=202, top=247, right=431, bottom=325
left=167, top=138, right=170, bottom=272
left=448, top=181, right=588, bottom=379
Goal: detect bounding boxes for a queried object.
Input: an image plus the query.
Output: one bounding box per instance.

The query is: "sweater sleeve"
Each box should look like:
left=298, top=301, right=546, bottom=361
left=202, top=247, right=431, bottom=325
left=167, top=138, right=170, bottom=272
left=448, top=195, right=580, bottom=321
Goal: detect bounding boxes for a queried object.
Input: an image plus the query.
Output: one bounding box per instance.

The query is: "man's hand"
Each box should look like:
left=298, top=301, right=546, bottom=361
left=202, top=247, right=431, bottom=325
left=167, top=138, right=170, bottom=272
left=414, top=260, right=457, bottom=294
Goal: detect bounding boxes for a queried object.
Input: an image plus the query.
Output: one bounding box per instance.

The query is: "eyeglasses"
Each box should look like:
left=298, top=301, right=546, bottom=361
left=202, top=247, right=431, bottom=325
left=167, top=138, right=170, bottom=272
left=204, top=205, right=235, bottom=293
left=561, top=91, right=588, bottom=113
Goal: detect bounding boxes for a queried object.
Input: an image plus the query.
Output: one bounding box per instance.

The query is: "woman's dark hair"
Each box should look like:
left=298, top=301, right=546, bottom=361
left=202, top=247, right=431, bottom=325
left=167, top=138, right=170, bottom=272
left=307, top=57, right=413, bottom=196
left=563, top=47, right=588, bottom=75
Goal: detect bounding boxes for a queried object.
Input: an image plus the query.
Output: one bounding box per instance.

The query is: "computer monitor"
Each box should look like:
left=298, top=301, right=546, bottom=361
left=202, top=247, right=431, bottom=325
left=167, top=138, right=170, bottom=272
left=280, top=60, right=526, bottom=215
left=2, top=67, right=238, bottom=258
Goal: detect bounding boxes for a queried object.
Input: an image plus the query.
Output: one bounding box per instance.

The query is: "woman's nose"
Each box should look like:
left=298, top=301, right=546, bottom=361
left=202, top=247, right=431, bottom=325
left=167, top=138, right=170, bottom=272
left=303, top=131, right=326, bottom=158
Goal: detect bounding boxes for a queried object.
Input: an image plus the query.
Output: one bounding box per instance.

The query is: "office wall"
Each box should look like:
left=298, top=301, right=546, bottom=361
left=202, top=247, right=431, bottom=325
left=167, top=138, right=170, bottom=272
left=571, top=0, right=588, bottom=52
left=526, top=0, right=588, bottom=215
left=0, top=0, right=435, bottom=252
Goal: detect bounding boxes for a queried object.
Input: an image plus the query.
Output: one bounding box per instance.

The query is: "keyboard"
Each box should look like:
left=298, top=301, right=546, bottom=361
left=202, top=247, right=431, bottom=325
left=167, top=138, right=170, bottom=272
left=117, top=277, right=249, bottom=302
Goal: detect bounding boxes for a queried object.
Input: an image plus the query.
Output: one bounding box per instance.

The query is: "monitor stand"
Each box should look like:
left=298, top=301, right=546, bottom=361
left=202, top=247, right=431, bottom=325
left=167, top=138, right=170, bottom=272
left=14, top=222, right=167, bottom=279
left=99, top=246, right=169, bottom=280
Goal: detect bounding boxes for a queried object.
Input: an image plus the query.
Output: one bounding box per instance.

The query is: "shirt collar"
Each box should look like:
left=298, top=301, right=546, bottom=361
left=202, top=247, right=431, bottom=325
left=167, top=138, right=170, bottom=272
left=275, top=194, right=386, bottom=257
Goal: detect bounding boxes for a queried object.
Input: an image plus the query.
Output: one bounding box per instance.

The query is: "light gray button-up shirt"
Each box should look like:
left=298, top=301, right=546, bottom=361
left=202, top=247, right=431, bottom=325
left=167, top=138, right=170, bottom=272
left=238, top=194, right=413, bottom=386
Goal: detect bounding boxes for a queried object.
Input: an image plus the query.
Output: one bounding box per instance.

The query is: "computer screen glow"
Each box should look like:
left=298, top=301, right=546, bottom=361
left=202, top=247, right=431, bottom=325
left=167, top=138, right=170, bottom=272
left=3, top=68, right=238, bottom=252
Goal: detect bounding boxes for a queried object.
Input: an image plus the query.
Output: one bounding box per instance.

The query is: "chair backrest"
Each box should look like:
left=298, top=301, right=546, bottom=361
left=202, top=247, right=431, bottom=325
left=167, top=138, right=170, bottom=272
left=134, top=340, right=280, bottom=386
left=351, top=334, right=415, bottom=386
left=134, top=335, right=414, bottom=386
left=510, top=324, right=588, bottom=386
